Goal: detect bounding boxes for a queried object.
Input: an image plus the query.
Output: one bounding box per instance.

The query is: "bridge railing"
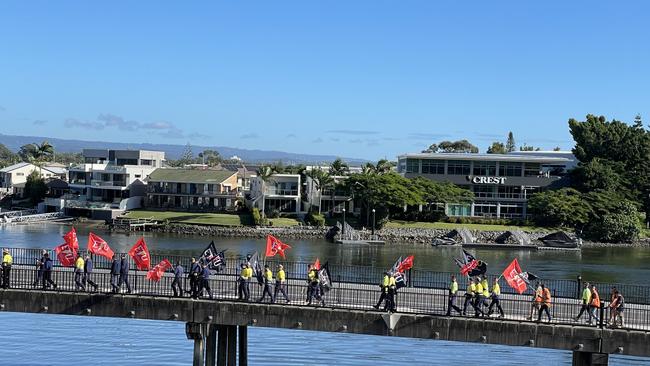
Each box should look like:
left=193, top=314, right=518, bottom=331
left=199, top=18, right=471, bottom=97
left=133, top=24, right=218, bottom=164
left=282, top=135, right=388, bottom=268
left=2, top=266, right=647, bottom=332
left=4, top=246, right=650, bottom=305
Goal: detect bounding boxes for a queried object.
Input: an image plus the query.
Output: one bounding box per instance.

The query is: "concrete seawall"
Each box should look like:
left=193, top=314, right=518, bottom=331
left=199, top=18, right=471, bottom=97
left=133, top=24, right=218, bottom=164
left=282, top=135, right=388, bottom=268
left=1, top=289, right=648, bottom=359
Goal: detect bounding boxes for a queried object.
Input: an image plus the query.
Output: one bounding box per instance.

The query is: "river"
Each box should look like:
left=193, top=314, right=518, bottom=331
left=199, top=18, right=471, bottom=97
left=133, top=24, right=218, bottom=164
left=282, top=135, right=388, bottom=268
left=0, top=223, right=649, bottom=365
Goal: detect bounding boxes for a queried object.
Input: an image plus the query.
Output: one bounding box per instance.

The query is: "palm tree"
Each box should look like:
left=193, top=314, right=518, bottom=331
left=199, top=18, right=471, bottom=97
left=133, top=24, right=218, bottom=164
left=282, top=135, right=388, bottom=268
left=306, top=168, right=333, bottom=214
left=19, top=140, right=54, bottom=175
left=329, top=158, right=349, bottom=176
left=256, top=165, right=276, bottom=217
left=375, top=159, right=393, bottom=174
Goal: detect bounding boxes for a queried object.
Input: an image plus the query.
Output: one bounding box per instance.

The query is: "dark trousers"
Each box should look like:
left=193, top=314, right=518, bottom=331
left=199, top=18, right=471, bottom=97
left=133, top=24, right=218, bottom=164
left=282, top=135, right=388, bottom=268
left=576, top=303, right=590, bottom=320
left=1, top=265, right=11, bottom=288
left=188, top=274, right=198, bottom=297
left=84, top=273, right=98, bottom=290
left=259, top=283, right=273, bottom=302
left=200, top=279, right=212, bottom=298
left=74, top=270, right=85, bottom=291
left=172, top=277, right=183, bottom=297
left=42, top=270, right=56, bottom=289
left=538, top=304, right=551, bottom=321
left=307, top=283, right=321, bottom=304
left=119, top=273, right=132, bottom=293
left=488, top=295, right=504, bottom=316
left=33, top=269, right=43, bottom=287
left=110, top=274, right=120, bottom=292
left=463, top=294, right=474, bottom=314
left=447, top=293, right=462, bottom=315
left=375, top=290, right=388, bottom=309
left=273, top=281, right=290, bottom=303
left=238, top=279, right=250, bottom=300
left=473, top=295, right=485, bottom=316
left=386, top=289, right=396, bottom=312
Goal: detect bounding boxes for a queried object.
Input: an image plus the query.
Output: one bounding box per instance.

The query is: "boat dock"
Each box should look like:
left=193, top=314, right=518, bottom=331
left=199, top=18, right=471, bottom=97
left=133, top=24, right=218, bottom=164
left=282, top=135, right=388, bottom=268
left=112, top=217, right=161, bottom=231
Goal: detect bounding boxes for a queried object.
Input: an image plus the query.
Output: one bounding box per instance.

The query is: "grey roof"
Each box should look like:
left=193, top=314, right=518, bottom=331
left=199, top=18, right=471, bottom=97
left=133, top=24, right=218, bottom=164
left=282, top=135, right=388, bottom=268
left=148, top=168, right=236, bottom=184
left=0, top=162, right=32, bottom=173
left=398, top=152, right=571, bottom=163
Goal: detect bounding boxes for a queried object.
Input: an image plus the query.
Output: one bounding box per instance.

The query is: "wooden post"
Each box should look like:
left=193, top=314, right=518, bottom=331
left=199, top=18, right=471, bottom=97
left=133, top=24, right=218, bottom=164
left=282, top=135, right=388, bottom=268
left=238, top=326, right=248, bottom=366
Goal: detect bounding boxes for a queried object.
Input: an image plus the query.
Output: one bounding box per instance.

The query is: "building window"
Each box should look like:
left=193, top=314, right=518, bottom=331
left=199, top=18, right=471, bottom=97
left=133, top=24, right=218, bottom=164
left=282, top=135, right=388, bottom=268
left=447, top=204, right=471, bottom=217
left=140, top=159, right=152, bottom=166
left=473, top=161, right=497, bottom=176
left=421, top=160, right=444, bottom=174
left=500, top=204, right=524, bottom=218
left=474, top=203, right=498, bottom=217
left=406, top=159, right=420, bottom=173
left=447, top=160, right=470, bottom=175
left=497, top=186, right=523, bottom=199
left=16, top=172, right=24, bottom=176
left=473, top=185, right=495, bottom=198
left=524, top=163, right=541, bottom=177
left=499, top=162, right=522, bottom=177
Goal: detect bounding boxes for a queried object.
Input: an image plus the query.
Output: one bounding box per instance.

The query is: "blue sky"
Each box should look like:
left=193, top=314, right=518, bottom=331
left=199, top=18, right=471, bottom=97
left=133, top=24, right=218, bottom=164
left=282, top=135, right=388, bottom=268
left=0, top=1, right=648, bottom=160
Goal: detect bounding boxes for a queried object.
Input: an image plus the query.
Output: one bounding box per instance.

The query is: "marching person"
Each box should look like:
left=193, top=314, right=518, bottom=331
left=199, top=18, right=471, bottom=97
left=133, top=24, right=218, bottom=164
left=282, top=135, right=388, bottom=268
left=83, top=253, right=98, bottom=292
left=527, top=282, right=543, bottom=321
left=188, top=258, right=201, bottom=298
left=487, top=277, right=504, bottom=318
left=33, top=249, right=47, bottom=287
left=74, top=253, right=85, bottom=291
left=536, top=284, right=552, bottom=323
left=473, top=277, right=486, bottom=317
left=446, top=275, right=462, bottom=316
left=462, top=278, right=476, bottom=316
left=306, top=264, right=323, bottom=306
left=373, top=271, right=391, bottom=310
left=110, top=254, right=121, bottom=293
left=171, top=261, right=184, bottom=297
left=575, top=282, right=592, bottom=323
left=258, top=264, right=274, bottom=303
left=199, top=262, right=213, bottom=299
left=588, top=284, right=601, bottom=325
left=1, top=248, right=12, bottom=289
left=42, top=252, right=57, bottom=290
left=119, top=254, right=132, bottom=294
left=386, top=272, right=397, bottom=312
left=237, top=263, right=251, bottom=301
left=273, top=264, right=290, bottom=303
left=610, top=289, right=625, bottom=328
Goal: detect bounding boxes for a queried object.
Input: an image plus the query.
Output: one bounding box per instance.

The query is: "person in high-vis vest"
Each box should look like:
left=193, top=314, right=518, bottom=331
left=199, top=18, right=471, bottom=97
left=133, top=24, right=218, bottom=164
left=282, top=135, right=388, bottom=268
left=588, top=284, right=601, bottom=325
left=1, top=248, right=13, bottom=289
left=74, top=253, right=85, bottom=291
left=306, top=265, right=323, bottom=305
left=527, top=283, right=543, bottom=321
left=273, top=264, right=290, bottom=303
left=487, top=277, right=504, bottom=318
left=373, top=271, right=391, bottom=310
left=575, top=282, right=592, bottom=323
left=462, top=278, right=476, bottom=316
left=536, top=284, right=552, bottom=322
left=473, top=278, right=486, bottom=317
left=387, top=273, right=397, bottom=313
left=258, top=264, right=274, bottom=303
left=446, top=275, right=462, bottom=316
left=238, top=263, right=251, bottom=301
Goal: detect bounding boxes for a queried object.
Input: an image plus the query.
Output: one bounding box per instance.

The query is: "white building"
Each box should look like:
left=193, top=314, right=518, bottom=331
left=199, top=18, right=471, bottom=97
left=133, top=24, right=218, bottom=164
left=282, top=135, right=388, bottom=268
left=304, top=174, right=353, bottom=215
left=66, top=149, right=165, bottom=219
left=249, top=174, right=301, bottom=214
left=0, top=162, right=62, bottom=198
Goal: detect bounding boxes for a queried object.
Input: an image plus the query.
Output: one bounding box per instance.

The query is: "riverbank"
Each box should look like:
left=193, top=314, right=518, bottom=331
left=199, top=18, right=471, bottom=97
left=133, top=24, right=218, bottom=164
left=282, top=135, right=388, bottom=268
left=106, top=221, right=650, bottom=247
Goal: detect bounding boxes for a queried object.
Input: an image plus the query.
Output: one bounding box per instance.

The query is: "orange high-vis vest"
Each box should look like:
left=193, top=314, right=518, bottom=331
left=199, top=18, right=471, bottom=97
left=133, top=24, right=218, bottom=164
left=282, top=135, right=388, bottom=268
left=534, top=287, right=543, bottom=303
left=542, top=288, right=552, bottom=305
left=591, top=291, right=601, bottom=308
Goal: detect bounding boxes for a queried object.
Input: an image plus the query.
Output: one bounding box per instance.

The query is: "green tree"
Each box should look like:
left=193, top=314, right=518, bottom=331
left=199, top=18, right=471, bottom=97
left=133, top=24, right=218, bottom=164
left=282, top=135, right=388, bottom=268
left=586, top=201, right=641, bottom=243
left=506, top=132, right=516, bottom=152
left=198, top=149, right=222, bottom=166
left=179, top=143, right=194, bottom=165
left=24, top=171, right=47, bottom=205
left=528, top=188, right=591, bottom=228
left=570, top=158, right=627, bottom=193
left=0, top=143, right=19, bottom=168
left=421, top=143, right=438, bottom=153
left=306, top=168, right=333, bottom=214
left=486, top=142, right=507, bottom=154
left=329, top=158, right=349, bottom=176
left=438, top=140, right=479, bottom=153
left=256, top=165, right=276, bottom=217
left=519, top=144, right=540, bottom=151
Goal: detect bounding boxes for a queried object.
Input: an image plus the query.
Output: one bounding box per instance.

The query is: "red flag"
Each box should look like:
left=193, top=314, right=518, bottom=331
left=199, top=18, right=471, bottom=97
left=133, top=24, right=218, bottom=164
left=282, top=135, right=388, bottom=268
left=146, top=259, right=172, bottom=282
left=55, top=242, right=77, bottom=267
left=128, top=237, right=151, bottom=270
left=63, top=227, right=79, bottom=251
left=313, top=258, right=321, bottom=270
left=265, top=234, right=291, bottom=259
left=87, top=232, right=114, bottom=260
left=397, top=255, right=414, bottom=273
left=502, top=258, right=527, bottom=294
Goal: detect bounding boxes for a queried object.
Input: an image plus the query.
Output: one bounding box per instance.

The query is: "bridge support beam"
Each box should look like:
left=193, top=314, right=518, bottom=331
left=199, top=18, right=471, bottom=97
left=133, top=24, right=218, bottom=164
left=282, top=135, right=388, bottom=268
left=185, top=322, right=206, bottom=366
left=572, top=351, right=609, bottom=366
left=205, top=325, right=218, bottom=366
left=239, top=326, right=248, bottom=366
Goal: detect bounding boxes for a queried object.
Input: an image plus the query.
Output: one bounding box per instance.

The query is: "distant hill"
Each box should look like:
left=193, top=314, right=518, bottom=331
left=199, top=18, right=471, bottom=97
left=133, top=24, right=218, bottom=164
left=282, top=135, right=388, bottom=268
left=0, top=133, right=367, bottom=165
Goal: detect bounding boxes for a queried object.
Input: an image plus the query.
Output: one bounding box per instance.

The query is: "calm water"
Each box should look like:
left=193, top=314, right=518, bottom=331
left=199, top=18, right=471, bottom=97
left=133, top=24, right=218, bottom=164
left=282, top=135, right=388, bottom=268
left=1, top=223, right=649, bottom=365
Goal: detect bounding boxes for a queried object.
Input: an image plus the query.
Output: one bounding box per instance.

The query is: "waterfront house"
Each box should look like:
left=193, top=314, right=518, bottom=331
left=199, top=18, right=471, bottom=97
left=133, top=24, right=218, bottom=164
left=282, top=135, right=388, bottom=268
left=146, top=168, right=240, bottom=211
left=0, top=162, right=60, bottom=198
left=249, top=173, right=301, bottom=214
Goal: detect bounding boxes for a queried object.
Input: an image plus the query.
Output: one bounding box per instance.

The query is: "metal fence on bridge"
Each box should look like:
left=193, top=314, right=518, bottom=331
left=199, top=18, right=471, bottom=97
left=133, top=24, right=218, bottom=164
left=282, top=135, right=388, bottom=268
left=4, top=247, right=649, bottom=306
left=1, top=267, right=648, bottom=332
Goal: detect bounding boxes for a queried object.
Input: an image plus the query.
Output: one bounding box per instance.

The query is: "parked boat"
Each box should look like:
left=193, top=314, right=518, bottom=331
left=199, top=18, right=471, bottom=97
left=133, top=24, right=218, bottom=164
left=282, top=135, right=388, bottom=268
left=540, top=231, right=581, bottom=249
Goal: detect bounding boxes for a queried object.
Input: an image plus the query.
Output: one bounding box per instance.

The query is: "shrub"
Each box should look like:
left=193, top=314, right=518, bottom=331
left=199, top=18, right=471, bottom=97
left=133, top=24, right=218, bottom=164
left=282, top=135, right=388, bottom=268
left=252, top=208, right=262, bottom=226
left=267, top=209, right=281, bottom=219
left=306, top=212, right=326, bottom=227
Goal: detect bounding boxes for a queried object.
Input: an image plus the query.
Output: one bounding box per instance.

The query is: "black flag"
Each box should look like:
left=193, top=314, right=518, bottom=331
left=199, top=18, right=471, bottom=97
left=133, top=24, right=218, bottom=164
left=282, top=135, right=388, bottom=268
left=248, top=251, right=264, bottom=285
left=318, top=261, right=333, bottom=293
left=199, top=241, right=226, bottom=272
left=394, top=271, right=407, bottom=289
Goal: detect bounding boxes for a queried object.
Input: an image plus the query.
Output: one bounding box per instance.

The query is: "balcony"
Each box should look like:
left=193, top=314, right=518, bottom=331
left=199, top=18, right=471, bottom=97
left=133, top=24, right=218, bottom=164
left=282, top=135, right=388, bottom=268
left=472, top=192, right=528, bottom=200
left=91, top=180, right=127, bottom=187
left=69, top=163, right=127, bottom=173
left=265, top=188, right=299, bottom=196
left=147, top=186, right=239, bottom=197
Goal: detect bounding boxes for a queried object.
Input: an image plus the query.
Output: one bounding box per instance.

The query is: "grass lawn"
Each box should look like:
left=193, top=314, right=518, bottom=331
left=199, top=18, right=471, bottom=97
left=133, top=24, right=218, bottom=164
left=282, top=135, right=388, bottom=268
left=385, top=220, right=553, bottom=232
left=124, top=210, right=302, bottom=227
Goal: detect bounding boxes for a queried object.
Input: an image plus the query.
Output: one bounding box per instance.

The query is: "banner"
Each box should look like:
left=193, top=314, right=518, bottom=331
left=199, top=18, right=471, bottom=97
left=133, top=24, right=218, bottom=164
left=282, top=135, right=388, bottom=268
left=397, top=255, right=414, bottom=273
left=394, top=271, right=407, bottom=289
left=318, top=261, right=333, bottom=293
left=128, top=237, right=151, bottom=270
left=265, top=234, right=291, bottom=259
left=63, top=227, right=79, bottom=251
left=502, top=258, right=527, bottom=294
left=390, top=256, right=402, bottom=274
left=146, top=259, right=172, bottom=282
left=87, top=232, right=114, bottom=260
left=455, top=249, right=487, bottom=277
left=199, top=241, right=226, bottom=271
left=313, top=258, right=321, bottom=270
left=248, top=251, right=264, bottom=285
left=54, top=242, right=76, bottom=267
